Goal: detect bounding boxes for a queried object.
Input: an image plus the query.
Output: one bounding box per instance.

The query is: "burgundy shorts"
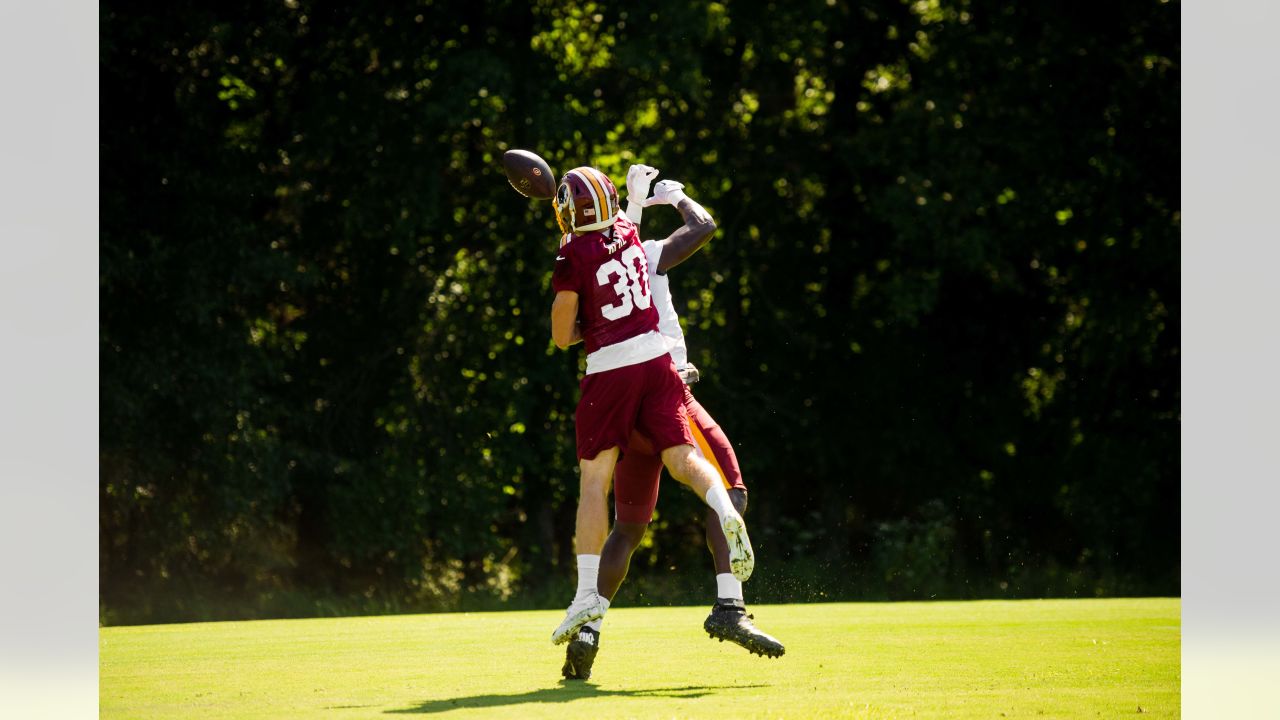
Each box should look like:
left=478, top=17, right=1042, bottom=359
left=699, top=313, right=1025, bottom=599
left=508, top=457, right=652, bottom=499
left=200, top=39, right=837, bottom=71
left=614, top=383, right=746, bottom=524
left=575, top=354, right=694, bottom=462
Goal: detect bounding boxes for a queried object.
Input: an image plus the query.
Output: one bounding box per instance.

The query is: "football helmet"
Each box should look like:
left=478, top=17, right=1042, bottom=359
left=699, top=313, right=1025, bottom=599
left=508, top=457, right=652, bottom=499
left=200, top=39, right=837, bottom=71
left=554, top=166, right=620, bottom=235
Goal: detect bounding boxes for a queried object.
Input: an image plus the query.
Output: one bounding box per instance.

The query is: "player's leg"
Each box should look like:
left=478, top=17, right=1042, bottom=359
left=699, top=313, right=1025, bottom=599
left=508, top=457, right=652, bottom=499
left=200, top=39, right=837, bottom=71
left=633, top=355, right=755, bottom=581
left=688, top=407, right=784, bottom=656
left=682, top=389, right=749, bottom=584
left=563, top=520, right=648, bottom=681
left=575, top=447, right=617, bottom=556
left=661, top=444, right=754, bottom=582
left=553, top=447, right=619, bottom=645
left=704, top=490, right=748, bottom=591
left=699, top=488, right=788, bottom=656
left=563, top=438, right=661, bottom=680
left=555, top=365, right=646, bottom=645
left=599, top=438, right=662, bottom=601
left=597, top=520, right=649, bottom=602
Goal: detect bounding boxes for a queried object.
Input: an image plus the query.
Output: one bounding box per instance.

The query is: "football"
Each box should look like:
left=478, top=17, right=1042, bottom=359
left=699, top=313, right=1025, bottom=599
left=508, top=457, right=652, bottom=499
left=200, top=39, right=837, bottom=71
left=502, top=149, right=556, bottom=200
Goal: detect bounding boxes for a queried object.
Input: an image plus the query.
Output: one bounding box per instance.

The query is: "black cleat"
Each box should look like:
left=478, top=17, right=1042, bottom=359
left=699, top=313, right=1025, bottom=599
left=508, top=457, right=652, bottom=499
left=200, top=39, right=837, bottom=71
left=704, top=599, right=785, bottom=658
left=560, top=626, right=600, bottom=680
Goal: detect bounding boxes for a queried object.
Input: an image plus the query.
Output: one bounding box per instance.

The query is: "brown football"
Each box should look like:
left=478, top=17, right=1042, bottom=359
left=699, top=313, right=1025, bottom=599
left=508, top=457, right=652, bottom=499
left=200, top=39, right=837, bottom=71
left=502, top=149, right=556, bottom=200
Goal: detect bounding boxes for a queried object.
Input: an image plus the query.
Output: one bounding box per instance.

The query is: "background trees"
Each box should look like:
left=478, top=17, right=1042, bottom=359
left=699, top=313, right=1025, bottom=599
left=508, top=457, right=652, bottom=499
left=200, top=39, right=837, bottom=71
left=100, top=0, right=1179, bottom=624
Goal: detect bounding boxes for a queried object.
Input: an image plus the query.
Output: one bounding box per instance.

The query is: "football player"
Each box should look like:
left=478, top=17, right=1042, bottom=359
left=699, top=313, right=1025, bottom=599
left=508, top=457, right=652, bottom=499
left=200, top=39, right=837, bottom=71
left=561, top=167, right=784, bottom=680
left=547, top=166, right=755, bottom=661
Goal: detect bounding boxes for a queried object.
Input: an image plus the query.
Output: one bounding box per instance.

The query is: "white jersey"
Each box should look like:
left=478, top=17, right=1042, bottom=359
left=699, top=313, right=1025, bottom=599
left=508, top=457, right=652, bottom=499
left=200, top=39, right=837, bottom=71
left=642, top=240, right=689, bottom=369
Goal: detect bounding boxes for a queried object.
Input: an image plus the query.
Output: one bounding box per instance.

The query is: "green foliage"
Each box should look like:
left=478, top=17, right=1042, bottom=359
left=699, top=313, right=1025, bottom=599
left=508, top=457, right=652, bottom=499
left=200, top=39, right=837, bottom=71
left=100, top=0, right=1179, bottom=623
left=872, top=499, right=958, bottom=598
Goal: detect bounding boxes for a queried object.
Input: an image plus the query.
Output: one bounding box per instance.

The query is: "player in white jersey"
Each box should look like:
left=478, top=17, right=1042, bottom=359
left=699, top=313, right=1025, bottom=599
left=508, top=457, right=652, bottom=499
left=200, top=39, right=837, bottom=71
left=562, top=166, right=783, bottom=681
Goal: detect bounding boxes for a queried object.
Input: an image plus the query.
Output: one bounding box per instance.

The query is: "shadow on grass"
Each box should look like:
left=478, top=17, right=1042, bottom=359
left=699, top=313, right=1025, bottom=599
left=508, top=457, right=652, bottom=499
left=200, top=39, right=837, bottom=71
left=385, top=682, right=769, bottom=714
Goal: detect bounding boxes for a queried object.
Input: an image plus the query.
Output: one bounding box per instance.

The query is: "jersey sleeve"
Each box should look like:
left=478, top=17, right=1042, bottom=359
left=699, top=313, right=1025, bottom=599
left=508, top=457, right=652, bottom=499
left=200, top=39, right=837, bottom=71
left=642, top=239, right=663, bottom=278
left=551, top=244, right=577, bottom=294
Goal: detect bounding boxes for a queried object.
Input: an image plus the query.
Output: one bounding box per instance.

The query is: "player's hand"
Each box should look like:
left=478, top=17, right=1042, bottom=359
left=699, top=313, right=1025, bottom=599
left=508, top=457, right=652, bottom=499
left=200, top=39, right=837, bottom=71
left=626, top=164, right=660, bottom=203
left=642, top=179, right=687, bottom=207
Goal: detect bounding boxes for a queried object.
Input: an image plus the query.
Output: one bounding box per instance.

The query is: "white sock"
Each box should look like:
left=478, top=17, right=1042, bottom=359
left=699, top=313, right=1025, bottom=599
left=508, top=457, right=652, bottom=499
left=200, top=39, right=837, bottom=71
left=575, top=554, right=600, bottom=600
left=716, top=573, right=744, bottom=601
left=704, top=483, right=738, bottom=523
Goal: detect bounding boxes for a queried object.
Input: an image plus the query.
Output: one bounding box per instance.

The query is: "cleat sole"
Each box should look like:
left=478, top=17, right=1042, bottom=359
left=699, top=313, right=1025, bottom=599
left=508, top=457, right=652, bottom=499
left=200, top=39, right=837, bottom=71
left=721, top=514, right=755, bottom=582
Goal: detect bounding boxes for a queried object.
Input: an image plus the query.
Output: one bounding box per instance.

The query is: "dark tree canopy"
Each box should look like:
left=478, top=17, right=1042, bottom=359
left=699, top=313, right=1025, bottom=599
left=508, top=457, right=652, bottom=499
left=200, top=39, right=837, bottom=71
left=100, top=0, right=1179, bottom=624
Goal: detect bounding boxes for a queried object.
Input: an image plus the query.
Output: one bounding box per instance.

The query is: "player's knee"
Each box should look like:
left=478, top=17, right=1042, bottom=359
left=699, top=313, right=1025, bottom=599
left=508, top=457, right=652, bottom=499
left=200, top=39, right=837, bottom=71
left=661, top=444, right=703, bottom=483
left=614, top=521, right=648, bottom=548
left=660, top=444, right=694, bottom=470
left=579, top=470, right=612, bottom=497
left=729, top=487, right=748, bottom=515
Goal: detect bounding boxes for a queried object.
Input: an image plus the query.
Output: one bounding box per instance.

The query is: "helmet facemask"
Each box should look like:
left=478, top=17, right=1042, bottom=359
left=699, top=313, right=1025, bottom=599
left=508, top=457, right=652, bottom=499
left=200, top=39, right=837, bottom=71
left=553, top=181, right=574, bottom=236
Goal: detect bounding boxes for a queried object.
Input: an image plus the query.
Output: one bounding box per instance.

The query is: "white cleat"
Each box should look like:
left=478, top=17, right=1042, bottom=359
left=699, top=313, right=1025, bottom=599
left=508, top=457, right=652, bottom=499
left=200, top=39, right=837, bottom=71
left=721, top=513, right=755, bottom=582
left=551, top=593, right=606, bottom=645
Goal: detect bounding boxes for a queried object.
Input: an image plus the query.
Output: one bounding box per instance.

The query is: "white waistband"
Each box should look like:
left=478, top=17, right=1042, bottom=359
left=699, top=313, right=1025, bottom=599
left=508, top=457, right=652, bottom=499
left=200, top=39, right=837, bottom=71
left=585, top=331, right=670, bottom=375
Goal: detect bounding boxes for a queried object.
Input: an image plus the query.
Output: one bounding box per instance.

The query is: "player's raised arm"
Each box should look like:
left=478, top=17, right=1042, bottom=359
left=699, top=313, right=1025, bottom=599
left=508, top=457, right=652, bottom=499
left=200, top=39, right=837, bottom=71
left=643, top=179, right=717, bottom=273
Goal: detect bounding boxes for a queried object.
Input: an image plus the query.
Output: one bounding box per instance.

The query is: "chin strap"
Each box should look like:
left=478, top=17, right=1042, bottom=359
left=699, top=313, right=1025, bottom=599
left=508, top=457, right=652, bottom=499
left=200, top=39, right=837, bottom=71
left=552, top=193, right=570, bottom=235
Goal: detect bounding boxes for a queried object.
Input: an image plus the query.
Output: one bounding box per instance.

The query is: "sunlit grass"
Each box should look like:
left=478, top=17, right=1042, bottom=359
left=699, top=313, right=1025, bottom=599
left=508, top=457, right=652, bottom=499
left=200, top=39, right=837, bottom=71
left=100, top=598, right=1179, bottom=719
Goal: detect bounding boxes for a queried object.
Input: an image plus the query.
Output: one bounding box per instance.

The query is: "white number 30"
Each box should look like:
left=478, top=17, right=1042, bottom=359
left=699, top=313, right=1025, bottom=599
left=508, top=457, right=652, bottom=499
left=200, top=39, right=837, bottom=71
left=596, top=245, right=652, bottom=321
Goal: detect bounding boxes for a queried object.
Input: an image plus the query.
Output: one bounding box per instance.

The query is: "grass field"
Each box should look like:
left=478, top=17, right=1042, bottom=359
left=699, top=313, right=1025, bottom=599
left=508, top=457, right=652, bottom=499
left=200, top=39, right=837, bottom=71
left=100, top=598, right=1180, bottom=719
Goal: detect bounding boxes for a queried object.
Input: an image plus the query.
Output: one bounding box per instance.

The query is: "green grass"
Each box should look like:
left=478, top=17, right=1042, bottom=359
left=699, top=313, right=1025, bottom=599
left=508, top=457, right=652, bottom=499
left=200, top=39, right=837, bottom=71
left=100, top=598, right=1179, bottom=719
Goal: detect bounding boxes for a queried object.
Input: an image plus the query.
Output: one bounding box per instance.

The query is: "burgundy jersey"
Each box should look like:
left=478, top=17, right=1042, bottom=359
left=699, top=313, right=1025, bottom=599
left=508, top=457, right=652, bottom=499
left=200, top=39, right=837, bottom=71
left=552, top=216, right=658, bottom=355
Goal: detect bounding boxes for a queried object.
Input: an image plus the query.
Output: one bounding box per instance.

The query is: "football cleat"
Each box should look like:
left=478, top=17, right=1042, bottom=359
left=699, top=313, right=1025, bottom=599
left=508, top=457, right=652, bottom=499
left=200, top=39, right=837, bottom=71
left=560, top=626, right=601, bottom=680
left=721, top=513, right=755, bottom=582
left=704, top=599, right=785, bottom=658
left=551, top=592, right=606, bottom=645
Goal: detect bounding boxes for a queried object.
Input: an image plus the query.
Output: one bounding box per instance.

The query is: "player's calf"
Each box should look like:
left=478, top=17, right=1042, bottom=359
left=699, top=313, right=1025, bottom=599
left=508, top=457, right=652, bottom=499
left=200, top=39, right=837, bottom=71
left=598, top=521, right=648, bottom=601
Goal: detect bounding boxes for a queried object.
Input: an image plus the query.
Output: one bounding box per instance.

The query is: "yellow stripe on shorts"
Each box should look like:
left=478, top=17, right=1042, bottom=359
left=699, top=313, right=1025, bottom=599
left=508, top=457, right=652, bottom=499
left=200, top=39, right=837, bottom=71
left=688, top=417, right=731, bottom=490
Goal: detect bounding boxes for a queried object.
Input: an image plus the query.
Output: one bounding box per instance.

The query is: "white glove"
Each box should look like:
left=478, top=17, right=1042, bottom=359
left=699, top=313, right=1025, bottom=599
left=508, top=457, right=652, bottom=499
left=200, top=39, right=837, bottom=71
left=625, top=164, right=660, bottom=225
left=626, top=164, right=659, bottom=202
left=642, top=179, right=687, bottom=208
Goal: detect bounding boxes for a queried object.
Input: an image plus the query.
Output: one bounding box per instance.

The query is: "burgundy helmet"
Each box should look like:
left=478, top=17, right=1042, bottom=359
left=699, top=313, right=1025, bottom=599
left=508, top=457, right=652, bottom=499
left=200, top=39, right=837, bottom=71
left=554, top=166, right=620, bottom=235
